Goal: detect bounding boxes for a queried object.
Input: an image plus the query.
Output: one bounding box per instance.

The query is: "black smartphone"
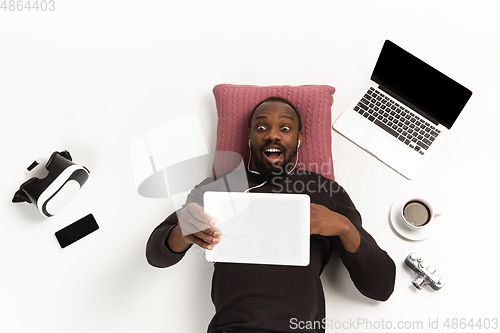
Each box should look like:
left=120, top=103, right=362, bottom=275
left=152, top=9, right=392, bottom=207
left=55, top=213, right=99, bottom=248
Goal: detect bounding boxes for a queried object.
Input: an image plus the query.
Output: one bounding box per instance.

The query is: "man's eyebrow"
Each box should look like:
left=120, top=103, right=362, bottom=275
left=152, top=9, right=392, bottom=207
left=254, top=114, right=295, bottom=121
left=279, top=114, right=294, bottom=120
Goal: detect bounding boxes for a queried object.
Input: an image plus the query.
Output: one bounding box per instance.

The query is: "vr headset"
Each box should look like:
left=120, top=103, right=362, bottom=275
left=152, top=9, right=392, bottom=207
left=12, top=151, right=90, bottom=217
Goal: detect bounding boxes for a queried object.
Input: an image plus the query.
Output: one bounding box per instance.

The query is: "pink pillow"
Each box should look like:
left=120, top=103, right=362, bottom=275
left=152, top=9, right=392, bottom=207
left=212, top=84, right=336, bottom=180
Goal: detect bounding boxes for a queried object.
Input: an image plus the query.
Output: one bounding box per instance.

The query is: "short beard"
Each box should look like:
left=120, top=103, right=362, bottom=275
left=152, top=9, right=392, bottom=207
left=254, top=146, right=298, bottom=181
left=256, top=162, right=283, bottom=181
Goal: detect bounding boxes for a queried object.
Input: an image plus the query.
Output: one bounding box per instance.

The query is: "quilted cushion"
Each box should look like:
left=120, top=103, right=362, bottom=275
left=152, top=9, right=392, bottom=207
left=212, top=84, right=336, bottom=180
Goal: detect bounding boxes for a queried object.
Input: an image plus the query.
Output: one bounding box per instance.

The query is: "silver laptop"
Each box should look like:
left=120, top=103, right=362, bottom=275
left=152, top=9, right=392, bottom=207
left=333, top=40, right=472, bottom=179
left=204, top=191, right=310, bottom=266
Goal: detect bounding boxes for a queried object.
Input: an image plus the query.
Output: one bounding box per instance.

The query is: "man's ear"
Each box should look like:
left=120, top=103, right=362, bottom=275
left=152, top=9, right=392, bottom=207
left=298, top=131, right=303, bottom=147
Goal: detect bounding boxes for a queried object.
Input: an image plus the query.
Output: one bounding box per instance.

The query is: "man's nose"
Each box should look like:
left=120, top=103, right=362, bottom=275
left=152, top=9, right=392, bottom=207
left=264, top=127, right=282, bottom=141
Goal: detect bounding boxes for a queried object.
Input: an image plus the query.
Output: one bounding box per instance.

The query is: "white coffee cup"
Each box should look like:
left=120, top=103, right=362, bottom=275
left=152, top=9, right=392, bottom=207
left=400, top=198, right=441, bottom=229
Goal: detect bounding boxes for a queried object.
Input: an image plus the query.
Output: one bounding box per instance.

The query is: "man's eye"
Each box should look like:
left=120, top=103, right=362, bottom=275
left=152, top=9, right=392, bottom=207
left=257, top=125, right=266, bottom=131
left=281, top=126, right=291, bottom=132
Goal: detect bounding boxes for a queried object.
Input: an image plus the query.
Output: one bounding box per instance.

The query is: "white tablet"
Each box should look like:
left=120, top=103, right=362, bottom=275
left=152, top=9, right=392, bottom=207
left=203, top=191, right=310, bottom=266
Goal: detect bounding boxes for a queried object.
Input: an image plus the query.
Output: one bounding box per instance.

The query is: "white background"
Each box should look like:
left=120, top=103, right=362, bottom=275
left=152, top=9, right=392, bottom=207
left=1, top=1, right=499, bottom=332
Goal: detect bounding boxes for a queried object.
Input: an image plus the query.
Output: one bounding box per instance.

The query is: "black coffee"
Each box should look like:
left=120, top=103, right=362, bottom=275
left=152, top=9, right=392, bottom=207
left=403, top=201, right=431, bottom=227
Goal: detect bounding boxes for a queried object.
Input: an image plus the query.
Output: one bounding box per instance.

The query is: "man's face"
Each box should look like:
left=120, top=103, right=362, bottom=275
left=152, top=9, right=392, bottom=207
left=248, top=101, right=302, bottom=178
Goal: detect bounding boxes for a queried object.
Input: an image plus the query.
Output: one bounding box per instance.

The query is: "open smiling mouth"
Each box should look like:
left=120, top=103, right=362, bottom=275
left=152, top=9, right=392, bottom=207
left=263, top=147, right=283, bottom=164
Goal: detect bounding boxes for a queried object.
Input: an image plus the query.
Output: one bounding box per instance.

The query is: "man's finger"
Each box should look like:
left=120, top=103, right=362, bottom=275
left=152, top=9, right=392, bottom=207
left=198, top=226, right=221, bottom=239
left=179, top=219, right=220, bottom=239
left=192, top=234, right=216, bottom=250
left=187, top=203, right=216, bottom=227
left=178, top=203, right=218, bottom=236
left=193, top=230, right=220, bottom=246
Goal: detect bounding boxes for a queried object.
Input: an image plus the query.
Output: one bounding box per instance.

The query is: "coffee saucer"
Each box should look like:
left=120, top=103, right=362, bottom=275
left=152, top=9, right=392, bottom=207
left=389, top=195, right=441, bottom=241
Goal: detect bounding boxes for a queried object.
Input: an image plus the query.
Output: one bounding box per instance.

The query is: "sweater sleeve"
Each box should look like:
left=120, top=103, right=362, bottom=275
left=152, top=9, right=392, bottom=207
left=145, top=175, right=224, bottom=268
left=330, top=187, right=396, bottom=301
left=145, top=211, right=193, bottom=268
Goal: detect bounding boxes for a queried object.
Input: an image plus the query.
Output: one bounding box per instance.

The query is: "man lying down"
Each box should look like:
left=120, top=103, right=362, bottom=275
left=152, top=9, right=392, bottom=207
left=146, top=96, right=396, bottom=333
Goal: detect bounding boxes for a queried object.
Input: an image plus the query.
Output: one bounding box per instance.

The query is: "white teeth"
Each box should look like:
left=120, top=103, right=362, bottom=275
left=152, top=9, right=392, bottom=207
left=265, top=148, right=282, bottom=153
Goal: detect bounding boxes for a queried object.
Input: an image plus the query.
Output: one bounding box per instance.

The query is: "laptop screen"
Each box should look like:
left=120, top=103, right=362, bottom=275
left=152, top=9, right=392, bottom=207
left=371, top=40, right=472, bottom=129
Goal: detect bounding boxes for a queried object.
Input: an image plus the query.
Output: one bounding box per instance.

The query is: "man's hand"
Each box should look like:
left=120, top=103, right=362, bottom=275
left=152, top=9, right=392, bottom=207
left=167, top=203, right=220, bottom=253
left=310, top=203, right=361, bottom=254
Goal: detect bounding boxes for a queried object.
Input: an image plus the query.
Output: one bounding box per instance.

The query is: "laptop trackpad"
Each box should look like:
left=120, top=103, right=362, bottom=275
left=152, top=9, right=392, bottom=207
left=360, top=127, right=399, bottom=160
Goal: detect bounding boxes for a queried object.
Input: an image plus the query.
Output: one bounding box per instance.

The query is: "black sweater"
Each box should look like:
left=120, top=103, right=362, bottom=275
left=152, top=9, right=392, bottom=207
left=146, top=170, right=396, bottom=333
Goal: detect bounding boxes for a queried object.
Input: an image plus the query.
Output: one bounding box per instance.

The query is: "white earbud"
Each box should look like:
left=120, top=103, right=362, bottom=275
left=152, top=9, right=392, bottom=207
left=298, top=140, right=301, bottom=148
left=248, top=139, right=251, bottom=147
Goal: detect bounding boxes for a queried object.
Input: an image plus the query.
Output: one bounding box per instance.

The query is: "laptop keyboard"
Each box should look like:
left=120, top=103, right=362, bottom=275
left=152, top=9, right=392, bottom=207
left=354, top=87, right=441, bottom=155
